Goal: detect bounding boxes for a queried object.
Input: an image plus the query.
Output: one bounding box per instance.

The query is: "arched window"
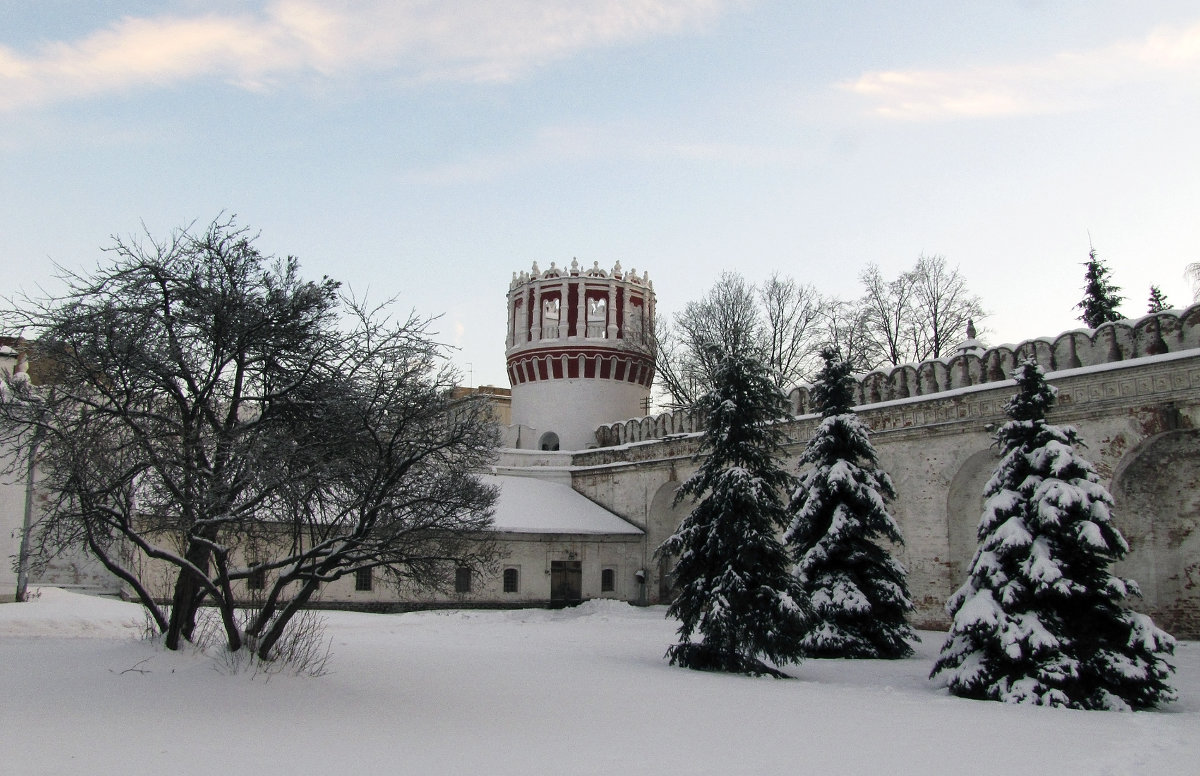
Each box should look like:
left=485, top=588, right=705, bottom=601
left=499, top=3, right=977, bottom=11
left=601, top=567, right=615, bottom=593
left=539, top=431, right=560, bottom=451
left=542, top=297, right=560, bottom=339
left=586, top=297, right=607, bottom=338
left=503, top=567, right=519, bottom=593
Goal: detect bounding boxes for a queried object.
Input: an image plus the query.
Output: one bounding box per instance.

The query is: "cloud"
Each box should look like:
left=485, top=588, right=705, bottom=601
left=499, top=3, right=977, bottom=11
left=843, top=20, right=1200, bottom=120
left=0, top=0, right=734, bottom=111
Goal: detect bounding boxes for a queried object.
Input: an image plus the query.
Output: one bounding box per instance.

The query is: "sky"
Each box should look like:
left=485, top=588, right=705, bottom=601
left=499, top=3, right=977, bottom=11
left=2, top=1, right=1199, bottom=388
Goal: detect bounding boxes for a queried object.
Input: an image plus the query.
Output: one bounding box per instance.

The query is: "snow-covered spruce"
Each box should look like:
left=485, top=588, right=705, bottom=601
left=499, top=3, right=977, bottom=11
left=931, top=361, right=1175, bottom=710
left=656, top=348, right=808, bottom=677
left=785, top=349, right=916, bottom=659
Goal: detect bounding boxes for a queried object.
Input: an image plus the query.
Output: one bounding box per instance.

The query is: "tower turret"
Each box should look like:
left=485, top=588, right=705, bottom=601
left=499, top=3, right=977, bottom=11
left=505, top=259, right=656, bottom=450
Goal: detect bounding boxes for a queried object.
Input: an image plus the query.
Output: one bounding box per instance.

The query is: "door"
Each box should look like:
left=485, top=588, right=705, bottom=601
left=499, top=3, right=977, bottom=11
left=549, top=560, right=582, bottom=605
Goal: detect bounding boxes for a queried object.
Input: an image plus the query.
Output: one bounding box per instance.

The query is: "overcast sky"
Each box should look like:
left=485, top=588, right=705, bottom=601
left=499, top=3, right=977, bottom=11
left=3, top=1, right=1198, bottom=387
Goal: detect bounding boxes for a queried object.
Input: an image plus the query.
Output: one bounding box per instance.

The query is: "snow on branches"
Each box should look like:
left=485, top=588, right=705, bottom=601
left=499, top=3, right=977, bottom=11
left=931, top=361, right=1175, bottom=710
left=656, top=348, right=807, bottom=677
left=786, top=349, right=915, bottom=658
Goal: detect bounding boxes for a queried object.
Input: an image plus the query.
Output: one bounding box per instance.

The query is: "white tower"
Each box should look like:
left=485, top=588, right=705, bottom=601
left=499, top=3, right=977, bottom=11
left=505, top=259, right=656, bottom=451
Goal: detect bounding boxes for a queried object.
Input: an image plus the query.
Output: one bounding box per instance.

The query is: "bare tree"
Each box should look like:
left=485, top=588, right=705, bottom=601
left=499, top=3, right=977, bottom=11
left=817, top=297, right=877, bottom=374
left=855, top=256, right=986, bottom=369
left=0, top=218, right=499, bottom=661
left=654, top=272, right=763, bottom=410
left=909, top=254, right=986, bottom=360
left=656, top=258, right=985, bottom=407
left=858, top=264, right=916, bottom=368
left=1186, top=263, right=1200, bottom=301
left=760, top=272, right=825, bottom=389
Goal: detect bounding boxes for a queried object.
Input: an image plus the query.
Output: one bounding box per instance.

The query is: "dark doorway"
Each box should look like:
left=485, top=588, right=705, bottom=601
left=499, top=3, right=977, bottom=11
left=550, top=560, right=582, bottom=605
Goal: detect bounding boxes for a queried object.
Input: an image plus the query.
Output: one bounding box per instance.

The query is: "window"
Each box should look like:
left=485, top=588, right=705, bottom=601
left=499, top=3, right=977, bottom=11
left=247, top=564, right=265, bottom=591
left=455, top=566, right=472, bottom=593
left=502, top=567, right=519, bottom=593
left=355, top=567, right=373, bottom=592
left=601, top=567, right=615, bottom=593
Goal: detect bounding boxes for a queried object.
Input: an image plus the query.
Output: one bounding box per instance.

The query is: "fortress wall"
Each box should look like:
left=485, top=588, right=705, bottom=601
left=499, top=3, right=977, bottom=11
left=571, top=350, right=1200, bottom=636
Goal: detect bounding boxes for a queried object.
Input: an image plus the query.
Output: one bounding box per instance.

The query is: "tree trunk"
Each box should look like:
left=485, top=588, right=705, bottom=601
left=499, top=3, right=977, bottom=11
left=165, top=542, right=211, bottom=650
left=254, top=580, right=319, bottom=661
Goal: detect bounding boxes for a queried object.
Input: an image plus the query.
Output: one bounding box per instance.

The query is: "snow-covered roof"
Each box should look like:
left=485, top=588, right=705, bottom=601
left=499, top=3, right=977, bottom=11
left=485, top=474, right=643, bottom=535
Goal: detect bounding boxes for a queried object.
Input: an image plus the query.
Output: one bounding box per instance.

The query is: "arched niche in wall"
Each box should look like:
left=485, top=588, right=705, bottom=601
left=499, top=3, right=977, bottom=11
left=538, top=431, right=560, bottom=451
left=945, top=447, right=1001, bottom=588
left=1111, top=429, right=1200, bottom=637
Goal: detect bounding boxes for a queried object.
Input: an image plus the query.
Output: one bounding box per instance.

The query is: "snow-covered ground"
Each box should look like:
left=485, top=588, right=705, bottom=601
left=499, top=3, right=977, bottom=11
left=2, top=588, right=1196, bottom=775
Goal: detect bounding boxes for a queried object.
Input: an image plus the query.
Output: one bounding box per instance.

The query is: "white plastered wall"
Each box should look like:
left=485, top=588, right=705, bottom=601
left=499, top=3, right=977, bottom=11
left=511, top=378, right=649, bottom=451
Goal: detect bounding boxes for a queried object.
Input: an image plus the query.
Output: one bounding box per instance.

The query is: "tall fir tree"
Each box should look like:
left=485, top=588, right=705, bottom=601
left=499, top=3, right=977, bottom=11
left=656, top=348, right=808, bottom=677
left=1076, top=249, right=1123, bottom=328
left=931, top=362, right=1175, bottom=709
left=1147, top=285, right=1170, bottom=314
left=785, top=348, right=916, bottom=658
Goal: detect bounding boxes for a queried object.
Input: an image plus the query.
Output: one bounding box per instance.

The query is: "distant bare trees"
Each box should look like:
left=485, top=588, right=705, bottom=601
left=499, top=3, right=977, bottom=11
left=1186, top=262, right=1200, bottom=302
left=859, top=255, right=986, bottom=368
left=655, top=272, right=825, bottom=409
left=655, top=257, right=986, bottom=409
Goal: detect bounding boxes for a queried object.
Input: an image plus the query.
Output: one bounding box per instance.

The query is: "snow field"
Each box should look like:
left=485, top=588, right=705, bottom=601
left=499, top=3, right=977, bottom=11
left=1, top=589, right=1197, bottom=775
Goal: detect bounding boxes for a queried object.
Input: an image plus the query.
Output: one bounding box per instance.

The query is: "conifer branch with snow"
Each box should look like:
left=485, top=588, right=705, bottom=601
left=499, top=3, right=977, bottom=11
left=785, top=348, right=916, bottom=658
left=931, top=361, right=1175, bottom=710
left=655, top=347, right=808, bottom=677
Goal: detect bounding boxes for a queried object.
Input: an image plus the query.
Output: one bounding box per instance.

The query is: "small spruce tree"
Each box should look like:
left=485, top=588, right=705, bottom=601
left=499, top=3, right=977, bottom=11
left=1147, top=285, right=1170, bottom=314
left=785, top=348, right=916, bottom=658
left=656, top=348, right=808, bottom=677
left=931, top=361, right=1176, bottom=709
left=1076, top=249, right=1123, bottom=328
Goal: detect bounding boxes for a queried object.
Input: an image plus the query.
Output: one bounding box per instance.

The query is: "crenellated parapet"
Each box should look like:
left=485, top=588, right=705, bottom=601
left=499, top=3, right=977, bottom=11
left=593, top=303, right=1200, bottom=447
left=506, top=259, right=656, bottom=390
left=788, top=304, right=1200, bottom=415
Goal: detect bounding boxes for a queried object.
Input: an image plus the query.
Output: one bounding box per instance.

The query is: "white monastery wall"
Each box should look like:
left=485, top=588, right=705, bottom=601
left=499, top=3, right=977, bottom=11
left=571, top=350, right=1200, bottom=636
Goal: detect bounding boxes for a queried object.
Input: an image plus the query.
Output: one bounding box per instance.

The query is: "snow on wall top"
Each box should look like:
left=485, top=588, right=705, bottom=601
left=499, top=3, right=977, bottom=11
left=485, top=473, right=643, bottom=535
